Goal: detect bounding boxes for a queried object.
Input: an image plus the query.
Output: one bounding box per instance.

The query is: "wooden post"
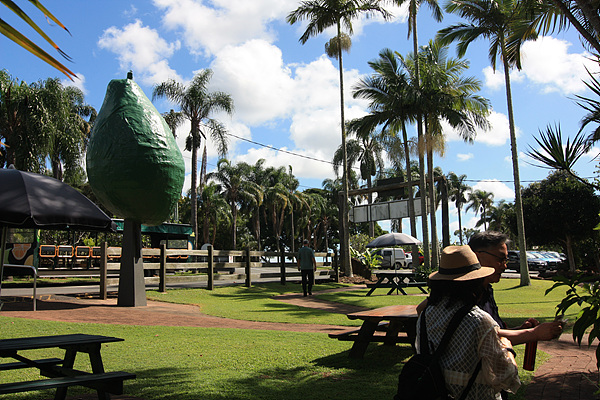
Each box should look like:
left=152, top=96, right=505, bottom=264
left=117, top=219, right=147, bottom=307
left=159, top=243, right=167, bottom=293
left=334, top=249, right=339, bottom=283
left=99, top=242, right=108, bottom=300
left=280, top=247, right=286, bottom=285
left=207, top=245, right=214, bottom=290
left=245, top=248, right=251, bottom=288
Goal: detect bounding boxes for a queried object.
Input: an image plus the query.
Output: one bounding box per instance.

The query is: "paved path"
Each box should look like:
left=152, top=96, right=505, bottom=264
left=0, top=287, right=597, bottom=400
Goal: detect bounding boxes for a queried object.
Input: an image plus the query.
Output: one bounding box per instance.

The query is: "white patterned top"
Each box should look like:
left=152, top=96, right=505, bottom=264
left=416, top=299, right=521, bottom=400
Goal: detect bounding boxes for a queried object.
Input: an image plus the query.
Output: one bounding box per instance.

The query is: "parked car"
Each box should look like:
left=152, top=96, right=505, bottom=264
left=373, top=248, right=409, bottom=269
left=405, top=251, right=424, bottom=268
left=529, top=251, right=560, bottom=270
left=507, top=250, right=548, bottom=272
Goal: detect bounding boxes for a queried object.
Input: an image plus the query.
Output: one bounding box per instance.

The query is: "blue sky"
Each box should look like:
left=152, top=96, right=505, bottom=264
left=2, top=0, right=600, bottom=241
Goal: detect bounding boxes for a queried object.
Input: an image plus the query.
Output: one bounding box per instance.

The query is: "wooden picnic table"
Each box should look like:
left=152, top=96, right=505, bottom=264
left=366, top=270, right=428, bottom=296
left=329, top=304, right=418, bottom=358
left=0, top=333, right=135, bottom=399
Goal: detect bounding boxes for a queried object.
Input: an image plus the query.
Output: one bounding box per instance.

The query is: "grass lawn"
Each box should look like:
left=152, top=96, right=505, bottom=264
left=0, top=278, right=572, bottom=399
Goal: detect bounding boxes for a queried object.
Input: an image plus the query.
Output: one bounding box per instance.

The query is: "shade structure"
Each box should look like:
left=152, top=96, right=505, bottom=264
left=0, top=169, right=116, bottom=304
left=0, top=169, right=116, bottom=231
left=366, top=232, right=422, bottom=248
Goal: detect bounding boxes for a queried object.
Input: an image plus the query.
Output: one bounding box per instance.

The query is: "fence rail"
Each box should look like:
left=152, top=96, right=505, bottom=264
left=33, top=244, right=339, bottom=298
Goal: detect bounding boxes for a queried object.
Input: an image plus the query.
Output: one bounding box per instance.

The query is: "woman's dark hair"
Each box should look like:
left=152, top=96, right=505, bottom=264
left=427, top=277, right=486, bottom=308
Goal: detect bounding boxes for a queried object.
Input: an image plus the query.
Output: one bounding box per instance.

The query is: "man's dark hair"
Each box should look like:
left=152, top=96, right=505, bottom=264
left=468, top=231, right=509, bottom=251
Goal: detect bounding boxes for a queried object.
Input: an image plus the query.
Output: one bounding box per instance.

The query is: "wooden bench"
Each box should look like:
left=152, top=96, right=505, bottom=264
left=0, top=358, right=62, bottom=371
left=0, top=371, right=136, bottom=395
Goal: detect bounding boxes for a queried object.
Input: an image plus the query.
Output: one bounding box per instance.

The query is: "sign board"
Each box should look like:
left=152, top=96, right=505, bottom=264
left=349, top=198, right=425, bottom=223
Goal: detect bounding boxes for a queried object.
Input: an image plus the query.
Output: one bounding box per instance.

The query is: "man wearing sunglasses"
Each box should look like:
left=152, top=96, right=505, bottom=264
left=468, top=231, right=563, bottom=345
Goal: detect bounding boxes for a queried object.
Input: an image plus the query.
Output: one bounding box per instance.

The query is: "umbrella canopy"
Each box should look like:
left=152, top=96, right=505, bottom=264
left=366, top=232, right=422, bottom=248
left=0, top=169, right=115, bottom=231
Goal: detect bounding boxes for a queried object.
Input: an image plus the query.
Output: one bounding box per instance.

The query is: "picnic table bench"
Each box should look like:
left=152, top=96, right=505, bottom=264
left=366, top=270, right=428, bottom=296
left=0, top=334, right=136, bottom=399
left=329, top=304, right=418, bottom=358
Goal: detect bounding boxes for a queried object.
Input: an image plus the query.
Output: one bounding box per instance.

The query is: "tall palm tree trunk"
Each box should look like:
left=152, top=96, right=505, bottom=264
left=403, top=123, right=419, bottom=263
left=502, top=47, right=530, bottom=286
left=410, top=3, right=430, bottom=268
left=457, top=205, right=464, bottom=245
left=426, top=137, right=439, bottom=268
left=337, top=21, right=351, bottom=277
left=190, top=134, right=199, bottom=249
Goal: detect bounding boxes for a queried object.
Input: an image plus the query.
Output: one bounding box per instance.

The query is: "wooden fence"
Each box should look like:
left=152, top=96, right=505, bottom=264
left=37, top=243, right=339, bottom=298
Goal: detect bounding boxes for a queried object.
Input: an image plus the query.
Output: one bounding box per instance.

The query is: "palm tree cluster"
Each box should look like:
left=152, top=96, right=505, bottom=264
left=0, top=70, right=94, bottom=184
left=183, top=158, right=339, bottom=253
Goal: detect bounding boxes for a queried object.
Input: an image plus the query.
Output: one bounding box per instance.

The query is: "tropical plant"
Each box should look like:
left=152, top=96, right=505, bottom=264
left=333, top=132, right=384, bottom=236
left=208, top=159, right=261, bottom=250
left=162, top=109, right=184, bottom=139
left=407, top=40, right=490, bottom=266
left=287, top=0, right=391, bottom=276
left=466, top=189, right=494, bottom=230
left=1, top=0, right=76, bottom=79
left=34, top=77, right=96, bottom=182
left=437, top=0, right=539, bottom=286
left=546, top=273, right=600, bottom=369
left=198, top=181, right=231, bottom=245
left=447, top=172, right=471, bottom=244
left=153, top=70, right=233, bottom=247
left=391, top=0, right=444, bottom=271
left=349, top=48, right=421, bottom=260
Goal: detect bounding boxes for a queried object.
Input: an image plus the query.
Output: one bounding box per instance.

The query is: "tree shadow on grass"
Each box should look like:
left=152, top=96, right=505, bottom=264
left=92, top=345, right=415, bottom=400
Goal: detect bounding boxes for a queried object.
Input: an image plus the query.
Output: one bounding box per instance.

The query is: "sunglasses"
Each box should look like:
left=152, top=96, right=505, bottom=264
left=477, top=250, right=508, bottom=265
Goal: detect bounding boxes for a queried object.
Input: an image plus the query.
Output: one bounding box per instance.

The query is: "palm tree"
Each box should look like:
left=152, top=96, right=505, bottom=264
left=407, top=40, right=490, bottom=265
left=332, top=132, right=384, bottom=236
left=437, top=0, right=538, bottom=285
left=34, top=78, right=96, bottom=182
left=392, top=0, right=443, bottom=268
left=349, top=48, right=421, bottom=258
left=208, top=159, right=260, bottom=250
left=447, top=172, right=471, bottom=244
left=162, top=109, right=184, bottom=138
left=198, top=181, right=231, bottom=245
left=153, top=69, right=233, bottom=248
left=467, top=189, right=495, bottom=230
left=2, top=0, right=76, bottom=79
left=287, top=0, right=391, bottom=276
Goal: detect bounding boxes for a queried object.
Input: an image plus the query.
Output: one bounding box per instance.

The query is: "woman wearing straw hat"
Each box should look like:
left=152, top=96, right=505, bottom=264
left=418, top=245, right=520, bottom=400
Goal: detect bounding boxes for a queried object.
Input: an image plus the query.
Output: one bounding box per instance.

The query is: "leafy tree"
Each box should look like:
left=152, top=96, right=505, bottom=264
left=466, top=189, right=494, bottom=230
left=34, top=77, right=95, bottom=182
left=333, top=133, right=384, bottom=236
left=153, top=70, right=233, bottom=247
left=198, top=181, right=231, bottom=245
left=438, top=0, right=539, bottom=285
left=521, top=170, right=600, bottom=272
left=447, top=172, right=471, bottom=244
left=208, top=159, right=260, bottom=250
left=2, top=0, right=75, bottom=79
left=287, top=0, right=391, bottom=276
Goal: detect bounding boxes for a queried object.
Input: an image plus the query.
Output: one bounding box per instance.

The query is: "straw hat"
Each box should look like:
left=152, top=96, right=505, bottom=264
left=429, top=245, right=495, bottom=281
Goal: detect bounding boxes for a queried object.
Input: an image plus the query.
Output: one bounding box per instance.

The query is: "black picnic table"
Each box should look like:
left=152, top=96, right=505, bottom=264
left=0, top=333, right=135, bottom=399
left=366, top=270, right=428, bottom=296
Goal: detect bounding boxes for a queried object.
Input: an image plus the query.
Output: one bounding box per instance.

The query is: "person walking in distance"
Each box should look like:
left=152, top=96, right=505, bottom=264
left=297, top=239, right=317, bottom=297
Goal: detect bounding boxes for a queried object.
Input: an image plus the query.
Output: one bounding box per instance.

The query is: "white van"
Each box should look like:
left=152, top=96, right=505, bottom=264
left=375, top=248, right=409, bottom=269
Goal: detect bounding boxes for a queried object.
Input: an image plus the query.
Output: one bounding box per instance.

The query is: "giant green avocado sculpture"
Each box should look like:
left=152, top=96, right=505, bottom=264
left=87, top=72, right=185, bottom=307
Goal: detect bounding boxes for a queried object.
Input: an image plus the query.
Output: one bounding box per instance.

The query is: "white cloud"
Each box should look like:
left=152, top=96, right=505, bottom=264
left=583, top=145, right=600, bottom=160
left=457, top=153, right=474, bottom=161
left=445, top=110, right=519, bottom=147
left=98, top=20, right=181, bottom=85
left=472, top=179, right=515, bottom=201
left=210, top=40, right=294, bottom=125
left=153, top=0, right=297, bottom=56
left=521, top=36, right=599, bottom=94
left=483, top=36, right=600, bottom=95
left=62, top=73, right=87, bottom=95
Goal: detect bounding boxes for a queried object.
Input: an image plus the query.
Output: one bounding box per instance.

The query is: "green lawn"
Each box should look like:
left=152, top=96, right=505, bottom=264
left=0, top=278, right=572, bottom=399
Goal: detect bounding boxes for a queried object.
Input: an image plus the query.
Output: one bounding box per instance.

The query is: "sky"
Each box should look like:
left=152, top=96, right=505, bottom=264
left=2, top=0, right=600, bottom=242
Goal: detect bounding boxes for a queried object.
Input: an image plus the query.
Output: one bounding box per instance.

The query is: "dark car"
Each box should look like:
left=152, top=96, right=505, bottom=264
left=507, top=250, right=547, bottom=272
